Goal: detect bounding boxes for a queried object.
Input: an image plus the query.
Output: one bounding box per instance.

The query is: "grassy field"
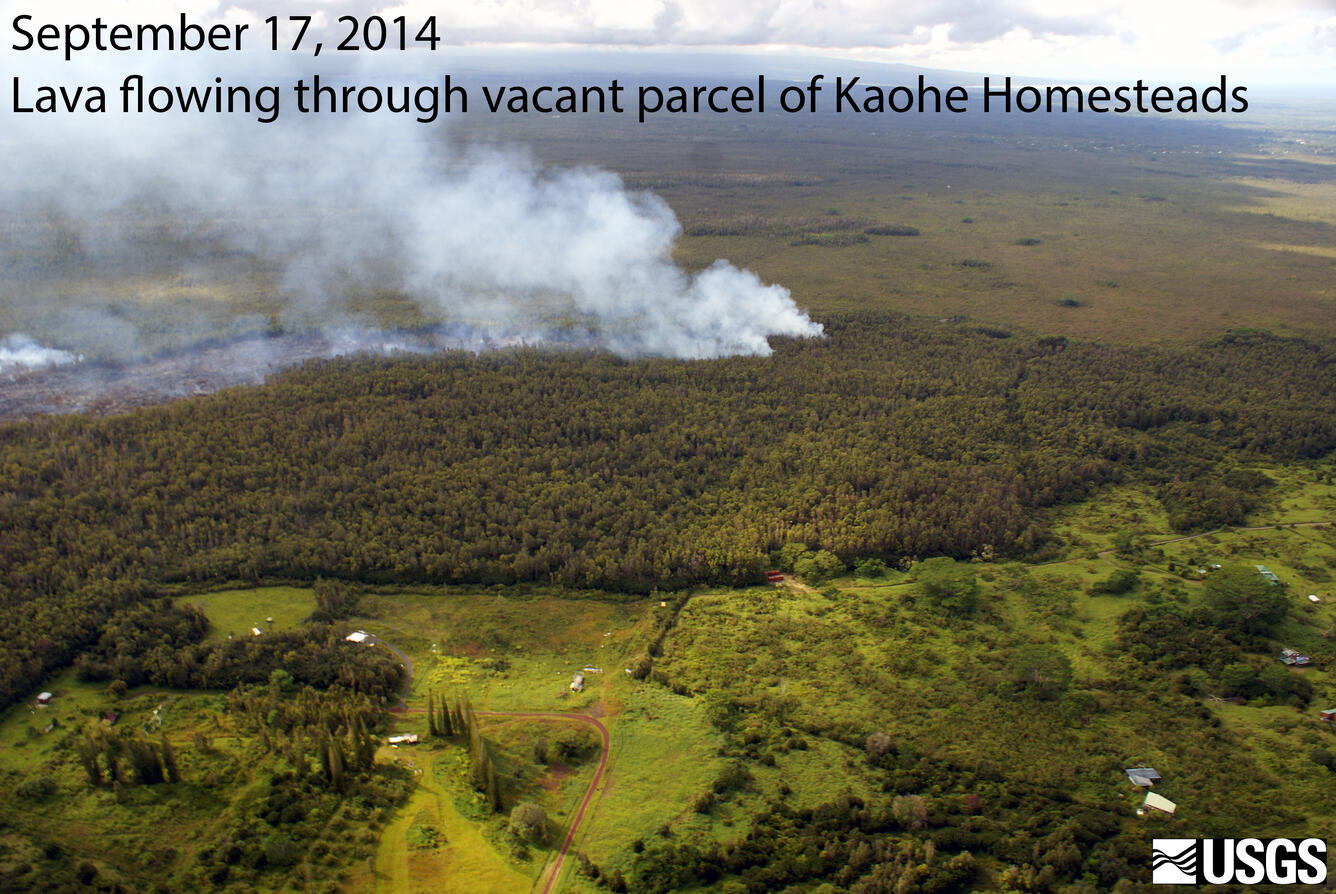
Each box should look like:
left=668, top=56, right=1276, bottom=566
left=352, top=748, right=532, bottom=894
left=3, top=470, right=1334, bottom=891
left=179, top=585, right=318, bottom=643
left=322, top=503, right=1335, bottom=890
left=348, top=588, right=725, bottom=892
left=0, top=670, right=264, bottom=889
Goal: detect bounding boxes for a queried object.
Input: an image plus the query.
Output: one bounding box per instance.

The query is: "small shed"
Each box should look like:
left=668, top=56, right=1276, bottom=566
left=1143, top=792, right=1177, bottom=816
left=36, top=692, right=52, bottom=706
left=1309, top=594, right=1321, bottom=604
left=1279, top=648, right=1312, bottom=667
left=1125, top=767, right=1161, bottom=787
left=570, top=673, right=585, bottom=692
left=250, top=627, right=263, bottom=637
left=1320, top=708, right=1336, bottom=723
left=345, top=631, right=371, bottom=643
left=766, top=570, right=784, bottom=583
left=583, top=666, right=603, bottom=674
left=1255, top=565, right=1281, bottom=585
left=388, top=734, right=419, bottom=745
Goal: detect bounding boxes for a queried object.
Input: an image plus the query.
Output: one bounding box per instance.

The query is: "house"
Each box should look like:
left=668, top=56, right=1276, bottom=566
left=583, top=666, right=603, bottom=674
left=345, top=630, right=371, bottom=644
left=36, top=692, right=52, bottom=706
left=1279, top=648, right=1312, bottom=667
left=570, top=673, right=585, bottom=692
left=1309, top=594, right=1321, bottom=604
left=250, top=627, right=263, bottom=637
left=387, top=734, right=419, bottom=745
left=1143, top=792, right=1177, bottom=816
left=1320, top=708, right=1336, bottom=723
left=765, top=570, right=785, bottom=583
left=1255, top=565, right=1281, bottom=586
left=1125, top=767, right=1162, bottom=787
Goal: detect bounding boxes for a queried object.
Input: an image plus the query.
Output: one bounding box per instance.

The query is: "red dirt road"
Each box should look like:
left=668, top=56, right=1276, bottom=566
left=477, top=711, right=611, bottom=894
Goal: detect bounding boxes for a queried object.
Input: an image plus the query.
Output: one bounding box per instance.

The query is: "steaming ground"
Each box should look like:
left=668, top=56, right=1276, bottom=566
left=0, top=335, right=78, bottom=374
left=0, top=326, right=596, bottom=421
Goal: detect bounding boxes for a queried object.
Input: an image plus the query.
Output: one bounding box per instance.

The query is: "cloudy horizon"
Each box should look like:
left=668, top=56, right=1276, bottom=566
left=5, top=0, right=1334, bottom=88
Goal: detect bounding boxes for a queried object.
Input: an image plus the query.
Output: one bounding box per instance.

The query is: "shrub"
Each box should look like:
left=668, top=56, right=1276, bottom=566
left=628, top=652, right=653, bottom=681
left=16, top=775, right=56, bottom=800
left=912, top=557, right=979, bottom=614
left=854, top=558, right=890, bottom=578
left=794, top=549, right=845, bottom=582
left=508, top=802, right=548, bottom=844
left=1090, top=569, right=1140, bottom=595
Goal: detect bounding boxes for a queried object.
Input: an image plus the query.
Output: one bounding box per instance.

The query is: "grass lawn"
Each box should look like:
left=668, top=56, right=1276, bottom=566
left=179, top=585, right=317, bottom=642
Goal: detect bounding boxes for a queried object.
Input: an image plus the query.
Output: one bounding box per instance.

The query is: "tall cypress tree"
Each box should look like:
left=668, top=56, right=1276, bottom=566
left=484, top=758, right=501, bottom=813
left=440, top=693, right=453, bottom=737
left=77, top=735, right=102, bottom=786
left=160, top=733, right=180, bottom=783
left=318, top=735, right=332, bottom=783
left=330, top=736, right=346, bottom=792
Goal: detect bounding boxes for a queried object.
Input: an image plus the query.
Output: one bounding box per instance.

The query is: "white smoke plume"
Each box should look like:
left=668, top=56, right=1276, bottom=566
left=0, top=335, right=78, bottom=374
left=1, top=32, right=822, bottom=369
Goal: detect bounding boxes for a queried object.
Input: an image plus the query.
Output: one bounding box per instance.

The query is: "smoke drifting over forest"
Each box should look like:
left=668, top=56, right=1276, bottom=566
left=1, top=59, right=822, bottom=394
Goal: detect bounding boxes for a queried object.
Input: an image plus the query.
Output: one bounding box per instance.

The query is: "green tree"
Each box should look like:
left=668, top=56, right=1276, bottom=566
left=913, top=557, right=979, bottom=614
left=508, top=802, right=548, bottom=844
left=1204, top=566, right=1288, bottom=636
left=160, top=733, right=180, bottom=783
left=794, top=549, right=845, bottom=582
left=1218, top=662, right=1258, bottom=699
left=1008, top=644, right=1073, bottom=700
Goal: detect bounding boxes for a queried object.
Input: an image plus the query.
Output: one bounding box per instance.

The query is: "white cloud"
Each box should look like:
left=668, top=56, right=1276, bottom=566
left=7, top=0, right=1332, bottom=83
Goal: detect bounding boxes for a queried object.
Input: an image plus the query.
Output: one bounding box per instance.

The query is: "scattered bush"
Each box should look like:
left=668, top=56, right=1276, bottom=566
left=16, top=775, right=56, bottom=801
left=790, top=232, right=870, bottom=247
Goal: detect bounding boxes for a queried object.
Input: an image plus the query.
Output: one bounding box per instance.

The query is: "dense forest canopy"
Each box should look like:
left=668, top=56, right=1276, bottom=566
left=0, top=314, right=1333, bottom=712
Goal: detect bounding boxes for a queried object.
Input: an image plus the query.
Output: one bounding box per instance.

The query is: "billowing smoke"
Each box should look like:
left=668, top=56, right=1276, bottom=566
left=1, top=45, right=821, bottom=380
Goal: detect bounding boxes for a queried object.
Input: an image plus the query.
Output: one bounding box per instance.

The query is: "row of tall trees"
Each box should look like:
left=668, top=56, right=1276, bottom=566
left=427, top=690, right=501, bottom=812
left=77, top=727, right=180, bottom=786
left=230, top=683, right=385, bottom=791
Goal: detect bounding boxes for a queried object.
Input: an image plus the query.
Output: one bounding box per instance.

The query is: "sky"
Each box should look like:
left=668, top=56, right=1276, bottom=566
left=6, top=0, right=1335, bottom=87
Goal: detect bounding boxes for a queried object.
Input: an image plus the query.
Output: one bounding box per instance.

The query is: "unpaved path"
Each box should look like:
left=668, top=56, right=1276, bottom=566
left=370, top=629, right=611, bottom=894
left=476, top=711, right=611, bottom=894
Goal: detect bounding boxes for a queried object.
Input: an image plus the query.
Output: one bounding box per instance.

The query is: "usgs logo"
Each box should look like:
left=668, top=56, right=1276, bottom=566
left=1152, top=838, right=1327, bottom=885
